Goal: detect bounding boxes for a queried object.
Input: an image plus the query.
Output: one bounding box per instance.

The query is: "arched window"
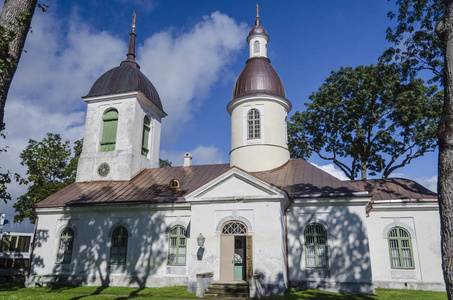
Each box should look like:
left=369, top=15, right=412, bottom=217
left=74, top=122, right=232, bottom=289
left=304, top=223, right=328, bottom=268
left=388, top=227, right=414, bottom=268
left=110, top=226, right=128, bottom=265
left=168, top=226, right=186, bottom=265
left=141, top=116, right=151, bottom=156
left=57, top=227, right=74, bottom=264
left=100, top=108, right=118, bottom=152
left=247, top=109, right=260, bottom=139
left=254, top=40, right=260, bottom=53
left=222, top=221, right=248, bottom=235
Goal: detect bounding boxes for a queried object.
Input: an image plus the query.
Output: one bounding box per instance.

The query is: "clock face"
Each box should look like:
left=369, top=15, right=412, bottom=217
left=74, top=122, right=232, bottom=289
left=97, top=163, right=110, bottom=177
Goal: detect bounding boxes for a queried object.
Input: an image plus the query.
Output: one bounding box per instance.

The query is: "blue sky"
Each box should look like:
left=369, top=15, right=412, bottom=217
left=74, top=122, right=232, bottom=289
left=0, top=1, right=438, bottom=218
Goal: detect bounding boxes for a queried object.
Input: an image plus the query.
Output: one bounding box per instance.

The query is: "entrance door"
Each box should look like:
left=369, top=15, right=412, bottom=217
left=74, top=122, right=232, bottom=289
left=234, top=236, right=245, bottom=280
left=220, top=221, right=252, bottom=282
left=220, top=235, right=234, bottom=282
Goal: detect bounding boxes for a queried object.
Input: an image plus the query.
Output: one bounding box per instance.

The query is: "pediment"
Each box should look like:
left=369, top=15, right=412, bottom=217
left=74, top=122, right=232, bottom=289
left=185, top=167, right=287, bottom=202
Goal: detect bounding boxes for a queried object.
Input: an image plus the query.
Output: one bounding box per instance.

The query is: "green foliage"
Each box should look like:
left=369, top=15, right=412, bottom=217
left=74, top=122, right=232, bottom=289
left=159, top=158, right=172, bottom=168
left=13, top=133, right=82, bottom=223
left=0, top=129, right=26, bottom=204
left=382, top=0, right=444, bottom=83
left=288, top=63, right=443, bottom=180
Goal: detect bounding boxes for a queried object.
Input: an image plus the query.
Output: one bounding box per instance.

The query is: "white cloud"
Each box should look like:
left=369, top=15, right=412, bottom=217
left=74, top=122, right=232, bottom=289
left=310, top=163, right=349, bottom=181
left=138, top=11, right=247, bottom=144
left=1, top=9, right=246, bottom=218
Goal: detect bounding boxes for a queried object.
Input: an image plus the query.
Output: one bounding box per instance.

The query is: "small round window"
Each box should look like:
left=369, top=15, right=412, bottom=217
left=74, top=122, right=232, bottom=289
left=170, top=179, right=180, bottom=189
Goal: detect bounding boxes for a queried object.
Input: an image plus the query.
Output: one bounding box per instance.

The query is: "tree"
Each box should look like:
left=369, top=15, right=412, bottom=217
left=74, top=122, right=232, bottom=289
left=385, top=1, right=453, bottom=297
left=288, top=63, right=442, bottom=180
left=383, top=0, right=444, bottom=83
left=159, top=158, right=172, bottom=168
left=13, top=133, right=81, bottom=223
left=0, top=0, right=41, bottom=131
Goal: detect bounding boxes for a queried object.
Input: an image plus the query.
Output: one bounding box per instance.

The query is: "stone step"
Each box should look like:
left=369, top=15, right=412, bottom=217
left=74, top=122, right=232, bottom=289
left=204, top=282, right=249, bottom=299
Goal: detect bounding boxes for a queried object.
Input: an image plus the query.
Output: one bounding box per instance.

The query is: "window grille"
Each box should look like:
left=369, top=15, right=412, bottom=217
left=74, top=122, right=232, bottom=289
left=168, top=226, right=187, bottom=265
left=247, top=109, right=261, bottom=139
left=388, top=227, right=414, bottom=268
left=304, top=223, right=328, bottom=268
left=57, top=228, right=74, bottom=264
left=222, top=221, right=247, bottom=235
left=110, top=226, right=128, bottom=265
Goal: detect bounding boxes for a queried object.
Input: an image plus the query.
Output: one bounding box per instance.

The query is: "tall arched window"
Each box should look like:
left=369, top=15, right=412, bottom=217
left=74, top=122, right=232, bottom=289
left=168, top=226, right=187, bottom=265
left=141, top=116, right=151, bottom=157
left=254, top=40, right=260, bottom=53
left=304, top=223, right=328, bottom=268
left=388, top=227, right=414, bottom=268
left=110, top=226, right=128, bottom=265
left=57, top=227, right=74, bottom=264
left=100, top=108, right=118, bottom=152
left=247, top=109, right=260, bottom=139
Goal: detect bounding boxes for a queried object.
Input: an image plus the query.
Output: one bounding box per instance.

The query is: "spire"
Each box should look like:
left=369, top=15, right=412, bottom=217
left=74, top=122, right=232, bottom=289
left=126, top=12, right=137, bottom=62
left=122, top=12, right=140, bottom=69
left=256, top=4, right=260, bottom=25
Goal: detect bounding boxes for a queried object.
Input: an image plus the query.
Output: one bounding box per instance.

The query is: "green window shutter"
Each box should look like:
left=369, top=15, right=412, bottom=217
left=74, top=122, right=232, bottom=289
left=100, top=109, right=118, bottom=152
left=141, top=116, right=150, bottom=156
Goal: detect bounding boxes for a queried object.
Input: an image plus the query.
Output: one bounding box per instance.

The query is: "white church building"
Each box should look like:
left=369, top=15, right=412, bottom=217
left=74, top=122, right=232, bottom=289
left=29, top=13, right=445, bottom=297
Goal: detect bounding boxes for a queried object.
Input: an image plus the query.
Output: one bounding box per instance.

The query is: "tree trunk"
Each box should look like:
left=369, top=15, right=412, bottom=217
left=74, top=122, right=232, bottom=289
left=360, top=160, right=367, bottom=180
left=438, top=1, right=453, bottom=298
left=0, top=0, right=38, bottom=131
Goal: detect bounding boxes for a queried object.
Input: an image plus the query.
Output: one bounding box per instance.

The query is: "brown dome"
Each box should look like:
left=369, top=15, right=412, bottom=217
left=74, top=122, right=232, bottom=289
left=84, top=62, right=163, bottom=112
left=248, top=24, right=269, bottom=40
left=232, top=57, right=286, bottom=100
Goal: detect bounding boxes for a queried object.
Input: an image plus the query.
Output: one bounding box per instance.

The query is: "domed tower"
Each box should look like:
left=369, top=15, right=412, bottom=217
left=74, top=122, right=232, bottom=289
left=228, top=9, right=291, bottom=172
left=76, top=15, right=166, bottom=182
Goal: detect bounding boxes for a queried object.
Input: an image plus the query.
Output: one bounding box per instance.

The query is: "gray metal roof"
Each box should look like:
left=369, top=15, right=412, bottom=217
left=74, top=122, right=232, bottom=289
left=84, top=62, right=163, bottom=112
left=231, top=57, right=288, bottom=101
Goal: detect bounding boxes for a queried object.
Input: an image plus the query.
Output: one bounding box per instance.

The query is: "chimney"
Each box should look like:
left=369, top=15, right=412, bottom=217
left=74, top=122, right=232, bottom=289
left=183, top=152, right=192, bottom=167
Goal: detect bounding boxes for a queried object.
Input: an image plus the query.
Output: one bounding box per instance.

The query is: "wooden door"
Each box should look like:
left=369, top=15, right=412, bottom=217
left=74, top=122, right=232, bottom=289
left=220, top=235, right=234, bottom=282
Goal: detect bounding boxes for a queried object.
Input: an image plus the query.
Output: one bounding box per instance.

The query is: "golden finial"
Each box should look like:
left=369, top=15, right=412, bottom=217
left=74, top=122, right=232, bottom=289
left=256, top=4, right=259, bottom=19
left=132, top=12, right=137, bottom=31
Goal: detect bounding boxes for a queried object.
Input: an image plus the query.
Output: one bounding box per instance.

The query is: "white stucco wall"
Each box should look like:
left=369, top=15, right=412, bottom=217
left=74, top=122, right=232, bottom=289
left=32, top=204, right=190, bottom=287
left=186, top=200, right=287, bottom=295
left=366, top=202, right=445, bottom=291
left=286, top=197, right=374, bottom=294
left=76, top=92, right=162, bottom=182
left=229, top=96, right=290, bottom=172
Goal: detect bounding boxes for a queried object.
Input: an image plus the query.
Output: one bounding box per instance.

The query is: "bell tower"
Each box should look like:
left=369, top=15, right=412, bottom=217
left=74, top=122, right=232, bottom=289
left=228, top=8, right=291, bottom=172
left=76, top=14, right=166, bottom=182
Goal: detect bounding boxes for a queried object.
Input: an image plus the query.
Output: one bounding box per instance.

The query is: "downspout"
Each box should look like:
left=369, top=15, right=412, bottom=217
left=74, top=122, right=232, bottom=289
left=28, top=209, right=39, bottom=276
left=284, top=195, right=295, bottom=287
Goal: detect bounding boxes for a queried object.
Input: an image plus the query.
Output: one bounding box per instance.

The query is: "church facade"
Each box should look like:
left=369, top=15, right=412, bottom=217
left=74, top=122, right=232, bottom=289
left=29, top=14, right=445, bottom=297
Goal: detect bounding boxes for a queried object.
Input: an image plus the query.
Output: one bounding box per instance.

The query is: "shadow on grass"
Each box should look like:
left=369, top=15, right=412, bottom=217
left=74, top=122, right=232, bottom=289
left=262, top=288, right=377, bottom=300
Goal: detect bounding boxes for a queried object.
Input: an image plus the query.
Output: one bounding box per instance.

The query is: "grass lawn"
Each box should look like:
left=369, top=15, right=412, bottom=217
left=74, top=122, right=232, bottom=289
left=261, top=288, right=447, bottom=300
left=0, top=283, right=447, bottom=299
